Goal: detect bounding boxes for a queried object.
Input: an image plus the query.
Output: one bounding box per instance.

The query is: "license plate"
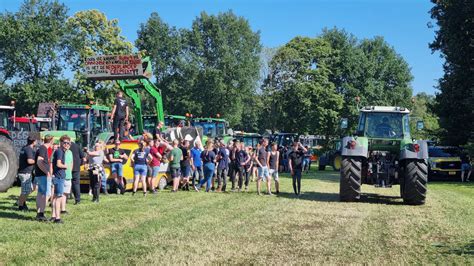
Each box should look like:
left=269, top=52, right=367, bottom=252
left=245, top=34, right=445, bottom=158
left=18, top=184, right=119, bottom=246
left=449, top=171, right=456, bottom=175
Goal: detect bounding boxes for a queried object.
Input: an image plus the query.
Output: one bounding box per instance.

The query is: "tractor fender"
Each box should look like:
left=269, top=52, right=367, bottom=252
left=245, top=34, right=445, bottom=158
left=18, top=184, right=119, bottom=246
left=400, top=140, right=429, bottom=160
left=341, top=136, right=368, bottom=158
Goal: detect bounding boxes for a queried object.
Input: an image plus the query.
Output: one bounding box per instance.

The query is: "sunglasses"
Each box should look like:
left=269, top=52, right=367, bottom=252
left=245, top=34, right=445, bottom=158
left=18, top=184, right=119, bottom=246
left=63, top=142, right=71, bottom=145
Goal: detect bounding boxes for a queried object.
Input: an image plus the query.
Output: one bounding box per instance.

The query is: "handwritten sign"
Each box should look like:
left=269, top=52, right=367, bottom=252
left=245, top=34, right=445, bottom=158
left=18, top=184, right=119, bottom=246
left=8, top=130, right=41, bottom=156
left=85, top=55, right=146, bottom=80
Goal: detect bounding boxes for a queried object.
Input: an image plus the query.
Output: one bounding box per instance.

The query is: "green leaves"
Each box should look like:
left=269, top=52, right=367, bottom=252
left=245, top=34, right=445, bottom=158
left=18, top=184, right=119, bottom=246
left=136, top=11, right=261, bottom=126
left=430, top=0, right=474, bottom=146
left=262, top=29, right=414, bottom=140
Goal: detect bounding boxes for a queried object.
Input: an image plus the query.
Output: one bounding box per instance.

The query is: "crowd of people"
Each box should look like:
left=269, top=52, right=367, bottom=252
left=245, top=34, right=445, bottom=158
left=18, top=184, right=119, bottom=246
left=13, top=91, right=314, bottom=224
left=15, top=128, right=311, bottom=224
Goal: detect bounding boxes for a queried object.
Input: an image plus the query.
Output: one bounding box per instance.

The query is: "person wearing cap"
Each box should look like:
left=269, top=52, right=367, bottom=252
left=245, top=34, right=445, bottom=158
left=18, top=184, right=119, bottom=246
left=17, top=136, right=37, bottom=211
left=289, top=141, right=307, bottom=196
left=108, top=139, right=128, bottom=194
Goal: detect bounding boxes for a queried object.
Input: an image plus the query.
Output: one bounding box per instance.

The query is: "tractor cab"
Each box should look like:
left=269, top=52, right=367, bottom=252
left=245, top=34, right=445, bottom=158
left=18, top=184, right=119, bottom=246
left=192, top=117, right=228, bottom=139
left=56, top=104, right=111, bottom=148
left=0, top=105, right=15, bottom=131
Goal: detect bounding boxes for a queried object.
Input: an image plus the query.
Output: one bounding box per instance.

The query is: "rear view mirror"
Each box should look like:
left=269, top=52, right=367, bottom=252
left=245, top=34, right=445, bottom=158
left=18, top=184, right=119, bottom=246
left=416, top=121, right=424, bottom=130
left=340, top=118, right=348, bottom=129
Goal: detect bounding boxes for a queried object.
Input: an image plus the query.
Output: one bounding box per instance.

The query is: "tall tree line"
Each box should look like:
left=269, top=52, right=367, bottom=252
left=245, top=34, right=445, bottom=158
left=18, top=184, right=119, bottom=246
left=1, top=0, right=430, bottom=141
left=430, top=0, right=474, bottom=147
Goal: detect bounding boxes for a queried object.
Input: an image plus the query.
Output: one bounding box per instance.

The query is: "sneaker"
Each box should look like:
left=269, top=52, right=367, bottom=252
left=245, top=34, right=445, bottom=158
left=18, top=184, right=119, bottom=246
left=171, top=190, right=177, bottom=193
left=54, top=219, right=64, bottom=224
left=245, top=187, right=249, bottom=192
left=132, top=192, right=136, bottom=196
left=152, top=189, right=158, bottom=195
left=74, top=201, right=80, bottom=205
left=194, top=186, right=199, bottom=192
left=49, top=217, right=56, bottom=222
left=143, top=192, right=147, bottom=197
left=61, top=210, right=69, bottom=215
left=267, top=192, right=273, bottom=196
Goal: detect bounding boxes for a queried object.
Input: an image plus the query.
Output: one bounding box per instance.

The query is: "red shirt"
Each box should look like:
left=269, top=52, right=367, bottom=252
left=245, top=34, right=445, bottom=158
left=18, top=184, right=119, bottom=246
left=150, top=145, right=167, bottom=167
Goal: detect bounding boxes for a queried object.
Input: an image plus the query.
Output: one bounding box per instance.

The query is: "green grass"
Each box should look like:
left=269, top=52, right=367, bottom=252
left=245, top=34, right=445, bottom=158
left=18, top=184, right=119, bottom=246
left=0, top=170, right=472, bottom=264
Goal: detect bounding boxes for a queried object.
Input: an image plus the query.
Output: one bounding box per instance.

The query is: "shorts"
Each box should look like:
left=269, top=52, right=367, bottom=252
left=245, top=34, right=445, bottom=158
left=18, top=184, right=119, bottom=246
left=134, top=164, right=148, bottom=177
left=258, top=166, right=270, bottom=179
left=111, top=163, right=123, bottom=177
left=36, top=176, right=52, bottom=196
left=53, top=177, right=65, bottom=197
left=18, top=173, right=33, bottom=195
left=152, top=166, right=161, bottom=178
left=171, top=167, right=181, bottom=179
left=181, top=165, right=191, bottom=177
left=269, top=169, right=279, bottom=181
left=63, top=180, right=72, bottom=194
left=462, top=163, right=471, bottom=171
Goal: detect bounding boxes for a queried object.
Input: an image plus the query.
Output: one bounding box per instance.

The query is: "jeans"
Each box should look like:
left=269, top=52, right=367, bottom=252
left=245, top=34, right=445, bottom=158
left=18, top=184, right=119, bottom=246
left=236, top=166, right=247, bottom=189
left=292, top=169, right=302, bottom=195
left=217, top=167, right=228, bottom=191
left=53, top=177, right=65, bottom=197
left=198, top=162, right=215, bottom=192
left=72, top=171, right=81, bottom=203
left=192, top=166, right=203, bottom=186
left=101, top=169, right=107, bottom=192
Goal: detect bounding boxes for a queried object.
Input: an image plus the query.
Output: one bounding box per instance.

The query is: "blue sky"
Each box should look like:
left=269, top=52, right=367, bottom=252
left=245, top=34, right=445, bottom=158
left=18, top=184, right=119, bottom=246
left=1, top=0, right=442, bottom=95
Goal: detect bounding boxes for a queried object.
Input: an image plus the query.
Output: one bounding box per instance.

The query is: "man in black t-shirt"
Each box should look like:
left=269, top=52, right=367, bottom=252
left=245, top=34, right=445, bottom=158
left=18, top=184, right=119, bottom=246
left=35, top=135, right=54, bottom=221
left=111, top=91, right=129, bottom=141
left=288, top=141, right=307, bottom=196
left=17, top=137, right=37, bottom=211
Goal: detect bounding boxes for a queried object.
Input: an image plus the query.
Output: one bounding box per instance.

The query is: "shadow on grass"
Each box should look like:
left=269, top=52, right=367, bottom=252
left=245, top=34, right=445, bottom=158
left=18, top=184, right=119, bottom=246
left=0, top=208, right=32, bottom=220
left=277, top=191, right=404, bottom=205
left=447, top=240, right=474, bottom=256
left=277, top=191, right=339, bottom=202
left=359, top=193, right=404, bottom=205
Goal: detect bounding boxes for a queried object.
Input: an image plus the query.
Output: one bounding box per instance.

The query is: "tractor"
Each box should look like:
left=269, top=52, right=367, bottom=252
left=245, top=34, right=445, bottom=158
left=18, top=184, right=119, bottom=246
left=339, top=106, right=428, bottom=205
left=0, top=105, right=19, bottom=192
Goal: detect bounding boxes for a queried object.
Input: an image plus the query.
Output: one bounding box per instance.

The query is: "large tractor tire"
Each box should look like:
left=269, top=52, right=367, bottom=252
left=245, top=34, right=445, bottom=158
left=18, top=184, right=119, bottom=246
left=402, top=159, right=428, bottom=205
left=340, top=156, right=362, bottom=202
left=0, top=136, right=18, bottom=192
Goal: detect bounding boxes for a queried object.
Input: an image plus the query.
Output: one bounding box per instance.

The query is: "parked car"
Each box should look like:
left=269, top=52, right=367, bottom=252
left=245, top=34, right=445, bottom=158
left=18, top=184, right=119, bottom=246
left=79, top=140, right=170, bottom=193
left=428, top=146, right=462, bottom=180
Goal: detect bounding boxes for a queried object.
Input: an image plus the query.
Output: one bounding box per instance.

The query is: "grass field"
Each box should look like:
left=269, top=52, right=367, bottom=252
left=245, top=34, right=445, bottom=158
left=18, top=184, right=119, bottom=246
left=0, top=170, right=472, bottom=264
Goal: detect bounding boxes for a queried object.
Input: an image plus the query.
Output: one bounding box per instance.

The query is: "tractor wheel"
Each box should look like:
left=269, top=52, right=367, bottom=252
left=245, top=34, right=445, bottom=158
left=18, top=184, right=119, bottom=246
left=332, top=154, right=342, bottom=171
left=0, top=136, right=18, bottom=192
left=318, top=164, right=325, bottom=171
left=340, top=156, right=362, bottom=202
left=402, top=159, right=428, bottom=205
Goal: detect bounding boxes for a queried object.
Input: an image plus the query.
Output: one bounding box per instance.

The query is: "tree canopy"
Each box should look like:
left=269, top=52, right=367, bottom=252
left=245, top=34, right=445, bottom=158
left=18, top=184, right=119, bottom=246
left=430, top=0, right=474, bottom=146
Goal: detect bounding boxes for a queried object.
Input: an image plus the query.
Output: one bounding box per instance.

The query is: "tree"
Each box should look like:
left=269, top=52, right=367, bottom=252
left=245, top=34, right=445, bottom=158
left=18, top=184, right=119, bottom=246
left=65, top=10, right=134, bottom=106
left=0, top=0, right=74, bottom=114
left=262, top=37, right=343, bottom=137
left=136, top=11, right=262, bottom=126
left=410, top=92, right=440, bottom=140
left=320, top=28, right=413, bottom=131
left=430, top=0, right=474, bottom=146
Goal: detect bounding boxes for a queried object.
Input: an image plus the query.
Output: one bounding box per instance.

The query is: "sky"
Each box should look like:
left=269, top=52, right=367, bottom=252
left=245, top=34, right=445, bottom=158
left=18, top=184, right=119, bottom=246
left=0, top=0, right=443, bottom=95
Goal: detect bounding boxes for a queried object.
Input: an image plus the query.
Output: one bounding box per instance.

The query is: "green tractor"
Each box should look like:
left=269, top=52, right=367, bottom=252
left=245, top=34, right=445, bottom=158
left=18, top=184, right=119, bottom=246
left=43, top=104, right=111, bottom=148
left=192, top=117, right=233, bottom=144
left=339, top=106, right=428, bottom=205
